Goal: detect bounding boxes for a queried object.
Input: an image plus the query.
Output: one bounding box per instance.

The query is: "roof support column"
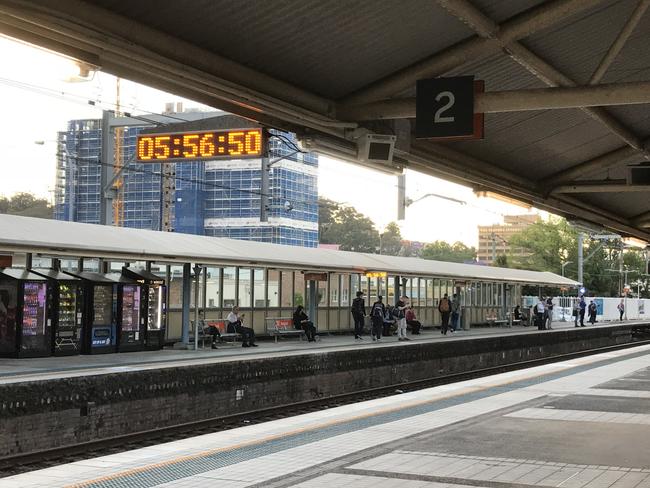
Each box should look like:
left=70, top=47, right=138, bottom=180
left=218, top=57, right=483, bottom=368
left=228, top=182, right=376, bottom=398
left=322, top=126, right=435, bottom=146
left=175, top=262, right=191, bottom=348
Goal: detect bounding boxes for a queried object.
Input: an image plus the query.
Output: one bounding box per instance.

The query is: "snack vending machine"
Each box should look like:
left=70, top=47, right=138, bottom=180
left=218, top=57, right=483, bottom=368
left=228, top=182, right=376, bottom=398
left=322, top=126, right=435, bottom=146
left=121, top=267, right=166, bottom=350
left=30, top=269, right=84, bottom=356
left=0, top=269, right=50, bottom=358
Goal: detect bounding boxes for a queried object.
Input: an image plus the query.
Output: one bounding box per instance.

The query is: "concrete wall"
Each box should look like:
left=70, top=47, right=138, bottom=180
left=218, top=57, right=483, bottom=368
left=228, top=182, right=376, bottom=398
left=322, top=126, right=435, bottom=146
left=2, top=323, right=648, bottom=458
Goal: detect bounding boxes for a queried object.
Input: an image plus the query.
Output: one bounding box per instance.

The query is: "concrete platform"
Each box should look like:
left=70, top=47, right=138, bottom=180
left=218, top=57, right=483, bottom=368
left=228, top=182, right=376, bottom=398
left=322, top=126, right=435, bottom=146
left=4, top=340, right=650, bottom=487
left=0, top=319, right=642, bottom=384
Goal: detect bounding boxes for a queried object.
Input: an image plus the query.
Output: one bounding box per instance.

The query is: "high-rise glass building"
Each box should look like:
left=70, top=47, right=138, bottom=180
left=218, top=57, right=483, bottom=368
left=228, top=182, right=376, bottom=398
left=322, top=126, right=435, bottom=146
left=54, top=115, right=319, bottom=247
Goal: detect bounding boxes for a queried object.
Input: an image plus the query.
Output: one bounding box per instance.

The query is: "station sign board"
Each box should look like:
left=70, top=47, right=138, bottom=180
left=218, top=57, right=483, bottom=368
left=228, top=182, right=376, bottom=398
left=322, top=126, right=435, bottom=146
left=416, top=76, right=484, bottom=141
left=136, top=128, right=265, bottom=162
left=365, top=271, right=387, bottom=278
left=304, top=272, right=328, bottom=281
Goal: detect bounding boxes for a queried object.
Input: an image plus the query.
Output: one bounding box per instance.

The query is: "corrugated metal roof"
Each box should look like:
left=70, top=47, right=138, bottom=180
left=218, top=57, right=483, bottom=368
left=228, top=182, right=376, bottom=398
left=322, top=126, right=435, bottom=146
left=0, top=215, right=577, bottom=287
left=87, top=0, right=474, bottom=99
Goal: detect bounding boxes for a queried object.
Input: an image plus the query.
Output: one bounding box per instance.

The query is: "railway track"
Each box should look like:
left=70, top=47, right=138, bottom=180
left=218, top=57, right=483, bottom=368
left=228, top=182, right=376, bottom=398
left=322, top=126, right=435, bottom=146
left=2, top=337, right=650, bottom=478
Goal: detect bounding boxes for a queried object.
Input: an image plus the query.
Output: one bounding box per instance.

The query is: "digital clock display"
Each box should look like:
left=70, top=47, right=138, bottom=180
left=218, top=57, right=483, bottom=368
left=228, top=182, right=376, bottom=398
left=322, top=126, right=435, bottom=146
left=136, top=128, right=264, bottom=162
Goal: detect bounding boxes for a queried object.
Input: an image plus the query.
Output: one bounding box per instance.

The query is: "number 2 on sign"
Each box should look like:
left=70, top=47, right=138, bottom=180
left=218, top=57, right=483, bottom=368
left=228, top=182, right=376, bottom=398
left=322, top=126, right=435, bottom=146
left=434, top=91, right=455, bottom=123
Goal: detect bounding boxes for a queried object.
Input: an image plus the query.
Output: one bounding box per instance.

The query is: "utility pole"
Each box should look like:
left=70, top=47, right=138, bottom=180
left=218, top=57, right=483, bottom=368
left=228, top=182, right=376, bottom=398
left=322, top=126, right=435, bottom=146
left=577, top=232, right=584, bottom=291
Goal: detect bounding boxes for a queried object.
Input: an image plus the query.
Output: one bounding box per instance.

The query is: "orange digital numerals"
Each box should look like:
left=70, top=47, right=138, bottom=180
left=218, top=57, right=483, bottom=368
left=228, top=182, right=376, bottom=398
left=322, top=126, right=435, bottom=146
left=136, top=129, right=263, bottom=162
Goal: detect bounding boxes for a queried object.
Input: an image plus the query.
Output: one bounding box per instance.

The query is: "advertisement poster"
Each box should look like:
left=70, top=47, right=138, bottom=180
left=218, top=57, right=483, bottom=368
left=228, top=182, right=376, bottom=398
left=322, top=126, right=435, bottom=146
left=595, top=298, right=604, bottom=315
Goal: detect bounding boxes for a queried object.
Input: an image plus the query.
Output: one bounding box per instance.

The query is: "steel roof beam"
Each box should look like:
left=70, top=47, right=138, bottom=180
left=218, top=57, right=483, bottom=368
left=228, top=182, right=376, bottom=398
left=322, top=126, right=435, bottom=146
left=0, top=0, right=347, bottom=131
left=589, top=0, right=650, bottom=85
left=338, top=81, right=650, bottom=120
left=341, top=0, right=600, bottom=105
left=543, top=136, right=650, bottom=185
left=550, top=180, right=650, bottom=193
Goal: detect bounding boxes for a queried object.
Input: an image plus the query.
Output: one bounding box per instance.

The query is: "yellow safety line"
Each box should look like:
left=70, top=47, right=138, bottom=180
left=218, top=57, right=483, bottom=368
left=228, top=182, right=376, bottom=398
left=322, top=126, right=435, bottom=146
left=64, top=349, right=639, bottom=488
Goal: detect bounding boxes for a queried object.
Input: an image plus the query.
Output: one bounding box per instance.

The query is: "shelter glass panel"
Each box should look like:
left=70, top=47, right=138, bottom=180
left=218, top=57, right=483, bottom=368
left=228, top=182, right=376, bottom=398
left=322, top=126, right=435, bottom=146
left=205, top=267, right=221, bottom=308
left=368, top=277, right=378, bottom=301
left=351, top=274, right=360, bottom=298
left=360, top=274, right=368, bottom=299
left=386, top=276, right=395, bottom=304
left=238, top=268, right=251, bottom=308
left=223, top=266, right=236, bottom=309
left=253, top=269, right=264, bottom=308
left=168, top=265, right=184, bottom=308
left=330, top=275, right=339, bottom=306
left=318, top=279, right=327, bottom=307
left=280, top=271, right=293, bottom=308
left=294, top=272, right=305, bottom=308
left=426, top=279, right=434, bottom=307
left=340, top=274, right=350, bottom=307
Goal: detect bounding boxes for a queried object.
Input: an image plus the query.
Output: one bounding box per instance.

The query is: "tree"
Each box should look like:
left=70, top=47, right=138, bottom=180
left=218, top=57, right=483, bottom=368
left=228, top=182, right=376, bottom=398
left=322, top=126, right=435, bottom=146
left=0, top=192, right=52, bottom=219
left=493, top=254, right=509, bottom=267
left=420, top=241, right=476, bottom=263
left=318, top=197, right=379, bottom=253
left=508, top=218, right=576, bottom=274
left=380, top=222, right=402, bottom=255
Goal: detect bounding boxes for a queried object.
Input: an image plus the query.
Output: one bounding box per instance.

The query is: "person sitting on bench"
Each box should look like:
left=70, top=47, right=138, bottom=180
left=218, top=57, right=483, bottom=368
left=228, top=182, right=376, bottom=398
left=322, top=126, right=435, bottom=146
left=293, top=305, right=316, bottom=342
left=226, top=306, right=258, bottom=347
left=405, top=307, right=422, bottom=335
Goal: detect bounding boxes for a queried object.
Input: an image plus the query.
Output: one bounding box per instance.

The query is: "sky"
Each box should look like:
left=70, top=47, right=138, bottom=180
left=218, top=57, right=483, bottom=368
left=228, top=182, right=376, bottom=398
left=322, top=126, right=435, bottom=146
left=0, top=36, right=540, bottom=247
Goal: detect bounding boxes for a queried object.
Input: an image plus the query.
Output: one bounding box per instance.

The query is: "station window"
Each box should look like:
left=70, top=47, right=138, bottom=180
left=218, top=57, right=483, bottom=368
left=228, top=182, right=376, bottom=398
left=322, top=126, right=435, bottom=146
left=351, top=274, right=361, bottom=299
left=360, top=274, right=368, bottom=299
left=368, top=277, right=378, bottom=301
left=420, top=279, right=426, bottom=307
left=386, top=275, right=395, bottom=304
left=426, top=279, right=434, bottom=307
left=267, top=269, right=280, bottom=307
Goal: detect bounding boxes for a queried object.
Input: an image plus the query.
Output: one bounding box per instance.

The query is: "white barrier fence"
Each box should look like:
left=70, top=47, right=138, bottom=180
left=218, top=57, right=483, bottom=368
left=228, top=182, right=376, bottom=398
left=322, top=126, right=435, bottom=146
left=523, top=296, right=650, bottom=322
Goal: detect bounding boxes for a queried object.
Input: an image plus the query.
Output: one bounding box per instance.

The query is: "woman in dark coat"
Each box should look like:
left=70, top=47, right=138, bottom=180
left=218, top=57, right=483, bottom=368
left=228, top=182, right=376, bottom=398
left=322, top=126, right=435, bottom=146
left=293, top=305, right=316, bottom=342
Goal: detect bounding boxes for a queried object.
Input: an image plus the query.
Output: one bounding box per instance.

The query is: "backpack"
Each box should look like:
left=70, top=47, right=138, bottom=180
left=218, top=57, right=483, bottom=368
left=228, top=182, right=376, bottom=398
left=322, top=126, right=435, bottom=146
left=372, top=303, right=383, bottom=318
left=439, top=298, right=450, bottom=313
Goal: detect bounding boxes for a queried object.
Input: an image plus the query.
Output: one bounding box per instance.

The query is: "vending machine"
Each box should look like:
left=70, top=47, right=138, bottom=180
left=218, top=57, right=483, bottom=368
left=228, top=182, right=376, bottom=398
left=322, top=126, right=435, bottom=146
left=30, top=269, right=84, bottom=356
left=121, top=267, right=166, bottom=350
left=62, top=271, right=118, bottom=354
left=0, top=269, right=50, bottom=358
left=117, top=277, right=145, bottom=353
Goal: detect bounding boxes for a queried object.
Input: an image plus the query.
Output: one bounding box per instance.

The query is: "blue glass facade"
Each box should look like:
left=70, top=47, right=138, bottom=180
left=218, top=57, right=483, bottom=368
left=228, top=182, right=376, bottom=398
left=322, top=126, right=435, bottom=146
left=55, top=119, right=318, bottom=247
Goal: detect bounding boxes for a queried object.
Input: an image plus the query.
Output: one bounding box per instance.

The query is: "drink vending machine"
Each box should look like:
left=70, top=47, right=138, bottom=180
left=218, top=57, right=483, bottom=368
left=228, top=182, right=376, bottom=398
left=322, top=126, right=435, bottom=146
left=62, top=271, right=117, bottom=354
left=30, top=269, right=84, bottom=356
left=121, top=267, right=166, bottom=350
left=0, top=269, right=50, bottom=358
left=62, top=271, right=145, bottom=354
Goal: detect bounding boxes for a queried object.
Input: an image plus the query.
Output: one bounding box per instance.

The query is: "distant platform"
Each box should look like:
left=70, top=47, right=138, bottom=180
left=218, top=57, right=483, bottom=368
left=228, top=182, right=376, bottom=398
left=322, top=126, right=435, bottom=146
left=0, top=319, right=643, bottom=385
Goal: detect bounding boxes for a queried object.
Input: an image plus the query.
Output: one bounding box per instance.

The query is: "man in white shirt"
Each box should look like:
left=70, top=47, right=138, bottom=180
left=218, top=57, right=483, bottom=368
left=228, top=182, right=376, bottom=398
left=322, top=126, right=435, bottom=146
left=535, top=297, right=546, bottom=330
left=226, top=306, right=258, bottom=347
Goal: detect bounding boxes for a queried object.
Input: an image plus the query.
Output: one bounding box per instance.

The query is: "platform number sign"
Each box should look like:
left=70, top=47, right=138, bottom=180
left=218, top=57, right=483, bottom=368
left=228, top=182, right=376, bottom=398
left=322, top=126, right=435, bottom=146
left=416, top=76, right=484, bottom=141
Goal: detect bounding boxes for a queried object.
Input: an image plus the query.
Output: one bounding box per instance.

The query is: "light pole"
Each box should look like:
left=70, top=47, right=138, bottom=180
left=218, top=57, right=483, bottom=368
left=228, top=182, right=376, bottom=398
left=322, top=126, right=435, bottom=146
left=561, top=261, right=573, bottom=277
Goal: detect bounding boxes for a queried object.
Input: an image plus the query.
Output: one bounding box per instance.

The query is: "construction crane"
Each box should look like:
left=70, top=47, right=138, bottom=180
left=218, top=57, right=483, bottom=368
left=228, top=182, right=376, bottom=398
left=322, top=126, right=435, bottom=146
left=113, top=78, right=125, bottom=227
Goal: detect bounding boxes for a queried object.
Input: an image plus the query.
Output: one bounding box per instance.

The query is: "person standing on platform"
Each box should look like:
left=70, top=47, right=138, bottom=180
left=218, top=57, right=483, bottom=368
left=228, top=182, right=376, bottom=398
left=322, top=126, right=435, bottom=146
left=351, top=291, right=366, bottom=340
left=513, top=304, right=521, bottom=321
left=370, top=296, right=386, bottom=341
left=618, top=299, right=625, bottom=321
left=535, top=297, right=546, bottom=330
left=227, top=306, right=258, bottom=347
left=293, top=305, right=316, bottom=342
left=545, top=297, right=554, bottom=330
left=588, top=300, right=597, bottom=325
left=438, top=293, right=452, bottom=334
left=394, top=298, right=408, bottom=341
left=579, top=295, right=587, bottom=327
left=572, top=298, right=580, bottom=327
left=451, top=294, right=461, bottom=331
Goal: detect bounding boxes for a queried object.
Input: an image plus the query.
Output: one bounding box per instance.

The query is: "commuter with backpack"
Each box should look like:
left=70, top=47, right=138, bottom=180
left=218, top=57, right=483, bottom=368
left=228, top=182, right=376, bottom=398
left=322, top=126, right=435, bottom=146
left=370, top=296, right=386, bottom=342
left=438, top=293, right=452, bottom=335
left=351, top=291, right=366, bottom=340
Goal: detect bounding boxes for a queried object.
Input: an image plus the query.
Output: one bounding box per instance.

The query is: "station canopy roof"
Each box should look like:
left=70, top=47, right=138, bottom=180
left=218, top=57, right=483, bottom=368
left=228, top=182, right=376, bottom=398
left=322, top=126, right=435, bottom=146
left=2, top=0, right=650, bottom=241
left=0, top=215, right=577, bottom=287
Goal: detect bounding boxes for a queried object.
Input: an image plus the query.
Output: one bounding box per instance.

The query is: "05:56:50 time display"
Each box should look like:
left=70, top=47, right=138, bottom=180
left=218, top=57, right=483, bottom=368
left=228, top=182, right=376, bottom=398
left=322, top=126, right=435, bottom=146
left=136, top=129, right=263, bottom=162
